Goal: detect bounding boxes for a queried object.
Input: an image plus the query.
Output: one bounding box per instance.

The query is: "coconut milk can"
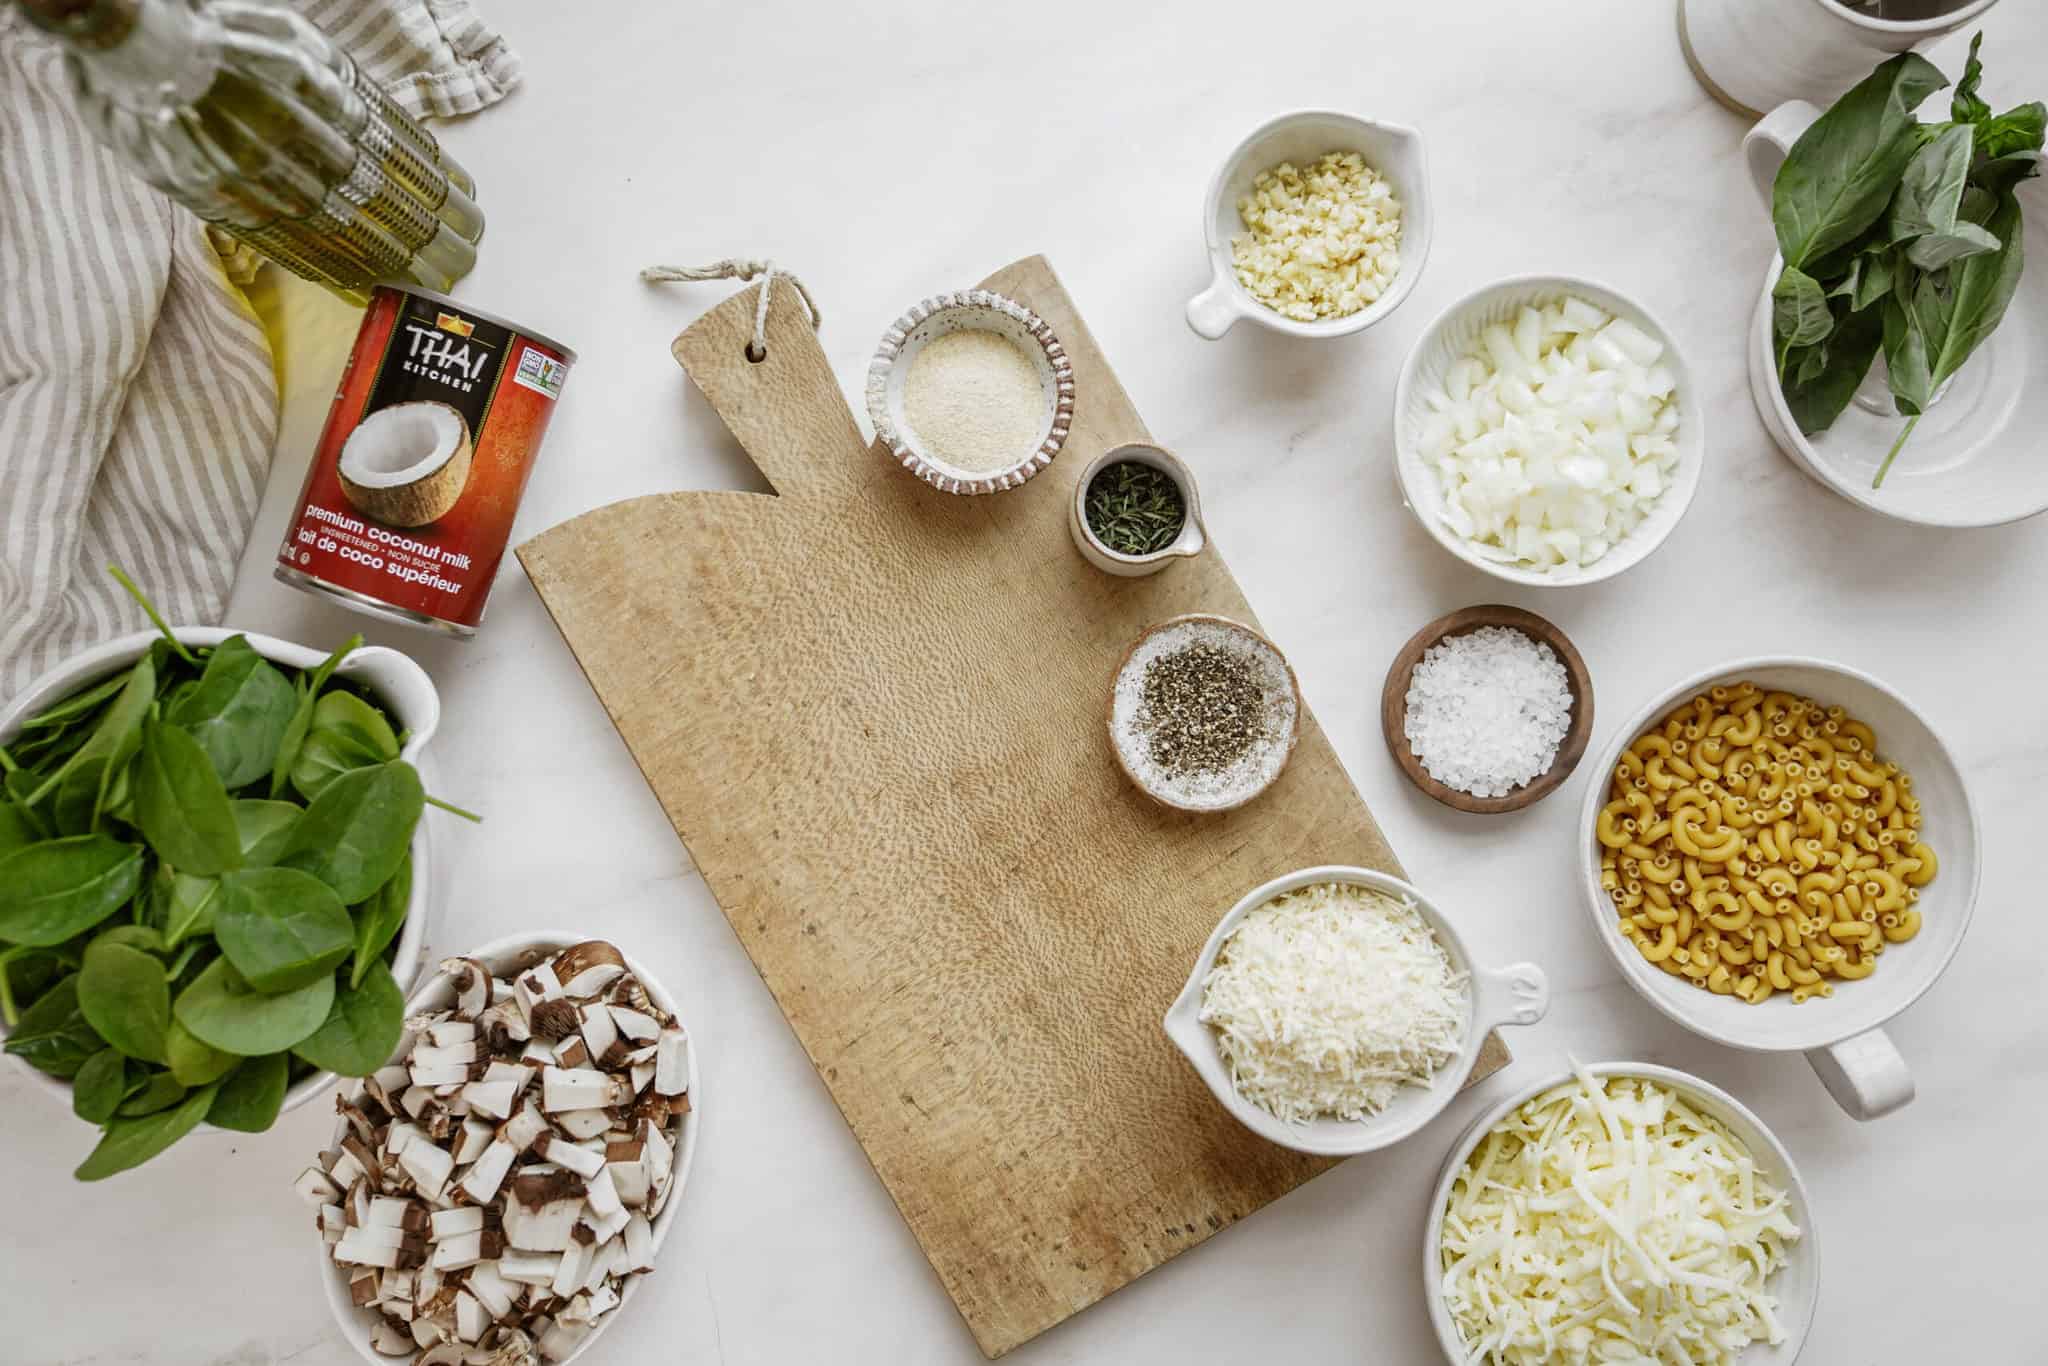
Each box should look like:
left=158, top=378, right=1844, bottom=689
left=275, top=285, right=574, bottom=636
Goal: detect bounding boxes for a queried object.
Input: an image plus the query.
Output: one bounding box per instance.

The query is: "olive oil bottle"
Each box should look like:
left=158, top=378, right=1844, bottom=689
left=16, top=0, right=484, bottom=301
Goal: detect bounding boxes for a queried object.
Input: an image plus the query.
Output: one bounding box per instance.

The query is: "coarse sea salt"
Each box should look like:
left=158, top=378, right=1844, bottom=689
left=1403, top=626, right=1571, bottom=798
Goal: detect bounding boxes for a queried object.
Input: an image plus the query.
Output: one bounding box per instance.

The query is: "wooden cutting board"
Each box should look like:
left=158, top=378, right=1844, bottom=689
left=517, top=256, right=1508, bottom=1357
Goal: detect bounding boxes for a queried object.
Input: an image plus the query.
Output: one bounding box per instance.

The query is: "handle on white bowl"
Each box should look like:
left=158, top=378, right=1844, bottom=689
left=1741, top=100, right=1823, bottom=216
left=1806, top=1027, right=1915, bottom=1121
left=1476, top=962, right=1550, bottom=1028
left=1185, top=279, right=1240, bottom=339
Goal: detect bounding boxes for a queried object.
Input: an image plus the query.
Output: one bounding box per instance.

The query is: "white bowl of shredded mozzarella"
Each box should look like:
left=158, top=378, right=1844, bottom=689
left=1427, top=1062, right=1816, bottom=1366
left=1164, top=866, right=1549, bottom=1157
left=1395, top=276, right=1703, bottom=586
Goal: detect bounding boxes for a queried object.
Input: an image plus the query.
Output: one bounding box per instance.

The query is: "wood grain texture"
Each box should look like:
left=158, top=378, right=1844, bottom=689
left=1380, top=604, right=1595, bottom=814
left=517, top=256, right=1509, bottom=1357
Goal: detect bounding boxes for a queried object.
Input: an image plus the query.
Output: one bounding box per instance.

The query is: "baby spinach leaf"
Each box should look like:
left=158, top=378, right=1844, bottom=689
left=156, top=866, right=219, bottom=949
left=32, top=653, right=154, bottom=833
left=1772, top=265, right=1835, bottom=363
left=19, top=670, right=130, bottom=732
left=116, top=1070, right=186, bottom=1117
left=164, top=1017, right=238, bottom=1086
left=269, top=636, right=362, bottom=799
left=77, top=937, right=171, bottom=1063
left=233, top=799, right=300, bottom=867
left=165, top=637, right=298, bottom=790
left=207, top=1052, right=288, bottom=1132
left=290, top=692, right=401, bottom=803
left=1785, top=298, right=1885, bottom=435
left=0, top=803, right=32, bottom=858
left=349, top=853, right=412, bottom=990
left=0, top=835, right=144, bottom=946
left=1773, top=51, right=1947, bottom=270
left=294, top=960, right=403, bottom=1077
left=213, top=866, right=353, bottom=993
left=74, top=1080, right=220, bottom=1182
left=2, top=975, right=103, bottom=1078
left=1888, top=122, right=1975, bottom=245
left=282, top=761, right=422, bottom=904
left=71, top=1047, right=129, bottom=1124
left=174, top=955, right=333, bottom=1056
left=133, top=718, right=242, bottom=876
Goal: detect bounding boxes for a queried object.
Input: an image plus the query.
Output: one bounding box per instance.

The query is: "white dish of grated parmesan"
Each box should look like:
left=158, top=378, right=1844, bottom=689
left=1425, top=1062, right=1817, bottom=1366
left=1164, top=866, right=1549, bottom=1157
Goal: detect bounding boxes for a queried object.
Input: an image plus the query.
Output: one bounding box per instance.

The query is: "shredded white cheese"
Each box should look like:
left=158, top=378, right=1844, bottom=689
left=1439, top=1066, right=1802, bottom=1365
left=1200, top=882, right=1467, bottom=1124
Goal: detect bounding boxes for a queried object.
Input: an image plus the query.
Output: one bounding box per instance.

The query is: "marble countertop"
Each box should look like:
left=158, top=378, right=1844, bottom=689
left=10, top=2, right=2047, bottom=1362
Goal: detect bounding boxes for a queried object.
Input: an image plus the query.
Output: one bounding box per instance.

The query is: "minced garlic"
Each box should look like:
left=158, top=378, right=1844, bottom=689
left=1231, top=150, right=1402, bottom=322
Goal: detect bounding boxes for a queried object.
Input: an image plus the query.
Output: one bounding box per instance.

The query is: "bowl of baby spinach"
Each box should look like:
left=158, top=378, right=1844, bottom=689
left=0, top=584, right=462, bottom=1180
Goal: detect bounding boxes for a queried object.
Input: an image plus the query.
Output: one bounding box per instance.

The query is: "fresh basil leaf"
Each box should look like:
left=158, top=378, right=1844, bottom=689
left=174, top=956, right=333, bottom=1056
left=1975, top=102, right=2046, bottom=161
left=1904, top=219, right=2000, bottom=271
left=116, top=1070, right=186, bottom=1117
left=294, top=960, right=403, bottom=1077
left=207, top=1053, right=288, bottom=1132
left=156, top=866, right=220, bottom=949
left=349, top=853, right=412, bottom=990
left=74, top=1080, right=220, bottom=1181
left=213, top=866, right=353, bottom=993
left=1951, top=31, right=1989, bottom=124
left=1853, top=249, right=1896, bottom=312
left=164, top=1017, right=238, bottom=1087
left=1772, top=265, right=1835, bottom=357
left=1887, top=122, right=1974, bottom=245
left=1784, top=298, right=1885, bottom=435
left=281, top=761, right=423, bottom=904
left=232, top=799, right=300, bottom=867
left=165, top=637, right=298, bottom=790
left=133, top=718, right=242, bottom=876
left=0, top=835, right=144, bottom=947
left=1773, top=51, right=1948, bottom=270
left=77, top=938, right=171, bottom=1063
left=1, top=974, right=102, bottom=1078
left=71, top=1047, right=129, bottom=1125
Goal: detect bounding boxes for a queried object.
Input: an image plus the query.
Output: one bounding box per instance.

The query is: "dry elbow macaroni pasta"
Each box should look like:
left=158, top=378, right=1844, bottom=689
left=1597, top=683, right=1936, bottom=1004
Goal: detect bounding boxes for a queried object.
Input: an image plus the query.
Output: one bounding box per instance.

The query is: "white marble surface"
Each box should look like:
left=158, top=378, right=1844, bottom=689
left=8, top=2, right=2048, bottom=1362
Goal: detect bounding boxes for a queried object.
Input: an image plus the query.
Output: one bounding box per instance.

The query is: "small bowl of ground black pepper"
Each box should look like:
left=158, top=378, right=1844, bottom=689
left=1071, top=443, right=1207, bottom=577
left=1108, top=614, right=1300, bottom=812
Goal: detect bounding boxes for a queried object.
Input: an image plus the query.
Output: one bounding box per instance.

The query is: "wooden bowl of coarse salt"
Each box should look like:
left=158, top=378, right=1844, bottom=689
left=1380, top=604, right=1593, bottom=814
left=866, top=289, right=1075, bottom=495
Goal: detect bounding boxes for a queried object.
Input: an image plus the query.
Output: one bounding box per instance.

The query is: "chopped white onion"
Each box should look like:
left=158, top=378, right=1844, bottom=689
left=1417, top=297, right=1681, bottom=572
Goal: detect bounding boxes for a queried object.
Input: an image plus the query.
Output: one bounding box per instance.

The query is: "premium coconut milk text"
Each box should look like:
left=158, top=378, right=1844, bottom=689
left=276, top=285, right=574, bottom=636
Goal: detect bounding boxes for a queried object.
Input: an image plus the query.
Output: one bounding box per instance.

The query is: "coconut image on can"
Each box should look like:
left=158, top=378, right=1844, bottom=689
left=337, top=400, right=475, bottom=527
left=275, top=284, right=573, bottom=637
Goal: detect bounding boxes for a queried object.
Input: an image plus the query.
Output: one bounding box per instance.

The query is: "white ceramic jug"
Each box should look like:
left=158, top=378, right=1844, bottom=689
left=1679, top=0, right=2000, bottom=117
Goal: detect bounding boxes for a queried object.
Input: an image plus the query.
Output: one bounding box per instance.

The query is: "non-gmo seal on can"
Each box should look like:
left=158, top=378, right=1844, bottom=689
left=274, top=284, right=574, bottom=637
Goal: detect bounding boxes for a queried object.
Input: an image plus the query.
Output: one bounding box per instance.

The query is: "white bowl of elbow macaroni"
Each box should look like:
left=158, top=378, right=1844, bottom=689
left=1576, top=658, right=1981, bottom=1121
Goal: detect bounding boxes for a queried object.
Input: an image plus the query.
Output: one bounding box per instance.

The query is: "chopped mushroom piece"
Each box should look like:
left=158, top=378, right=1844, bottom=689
left=316, top=941, right=688, bottom=1363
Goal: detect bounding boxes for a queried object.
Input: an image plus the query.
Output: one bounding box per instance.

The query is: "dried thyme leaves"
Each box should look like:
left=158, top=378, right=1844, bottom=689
left=1084, top=461, right=1185, bottom=556
left=1134, top=642, right=1271, bottom=777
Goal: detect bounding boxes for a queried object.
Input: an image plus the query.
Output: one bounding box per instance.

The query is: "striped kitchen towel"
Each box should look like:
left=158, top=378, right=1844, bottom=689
left=0, top=1, right=521, bottom=700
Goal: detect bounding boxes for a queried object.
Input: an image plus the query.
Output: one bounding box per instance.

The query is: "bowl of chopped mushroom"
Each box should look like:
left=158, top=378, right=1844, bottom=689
left=1186, top=108, right=1433, bottom=340
left=300, top=932, right=697, bottom=1366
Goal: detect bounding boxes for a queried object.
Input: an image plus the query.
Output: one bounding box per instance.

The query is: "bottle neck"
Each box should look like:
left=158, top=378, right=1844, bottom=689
left=21, top=0, right=217, bottom=109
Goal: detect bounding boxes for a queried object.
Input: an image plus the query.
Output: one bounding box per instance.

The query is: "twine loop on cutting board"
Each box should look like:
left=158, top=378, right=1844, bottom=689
left=640, top=258, right=820, bottom=361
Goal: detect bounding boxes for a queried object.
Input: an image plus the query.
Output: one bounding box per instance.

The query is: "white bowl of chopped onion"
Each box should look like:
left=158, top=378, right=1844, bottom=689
left=1394, top=275, right=1703, bottom=586
left=1424, top=1062, right=1818, bottom=1365
left=1164, top=865, right=1548, bottom=1157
